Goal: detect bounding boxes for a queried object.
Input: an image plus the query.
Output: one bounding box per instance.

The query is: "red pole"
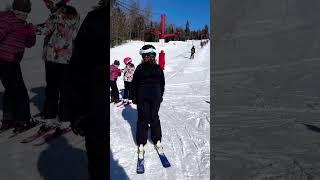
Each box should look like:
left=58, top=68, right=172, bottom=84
left=159, top=50, right=165, bottom=70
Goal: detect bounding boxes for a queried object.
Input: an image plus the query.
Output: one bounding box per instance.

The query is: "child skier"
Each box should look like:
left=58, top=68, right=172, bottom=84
left=132, top=45, right=165, bottom=166
left=110, top=60, right=121, bottom=103
left=0, top=0, right=38, bottom=133
left=122, top=57, right=135, bottom=103
left=36, top=0, right=80, bottom=128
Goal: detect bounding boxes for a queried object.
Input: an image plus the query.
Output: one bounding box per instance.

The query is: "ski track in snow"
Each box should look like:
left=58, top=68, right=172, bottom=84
left=110, top=40, right=210, bottom=179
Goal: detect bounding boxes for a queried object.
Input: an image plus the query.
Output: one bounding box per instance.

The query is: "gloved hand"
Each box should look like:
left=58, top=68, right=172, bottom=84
left=132, top=98, right=137, bottom=104
left=71, top=116, right=86, bottom=136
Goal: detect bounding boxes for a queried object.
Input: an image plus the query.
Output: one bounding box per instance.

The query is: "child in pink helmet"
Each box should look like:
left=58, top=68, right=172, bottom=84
left=122, top=57, right=135, bottom=103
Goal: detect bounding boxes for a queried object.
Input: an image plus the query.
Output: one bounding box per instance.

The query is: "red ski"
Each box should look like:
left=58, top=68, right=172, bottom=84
left=33, top=127, right=72, bottom=146
left=21, top=126, right=55, bottom=143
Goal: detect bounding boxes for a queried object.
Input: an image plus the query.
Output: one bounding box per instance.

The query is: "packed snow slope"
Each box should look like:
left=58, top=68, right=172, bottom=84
left=110, top=40, right=210, bottom=180
left=214, top=0, right=320, bottom=179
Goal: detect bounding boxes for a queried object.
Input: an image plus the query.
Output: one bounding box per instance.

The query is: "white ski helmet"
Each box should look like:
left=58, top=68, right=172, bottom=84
left=139, top=44, right=156, bottom=57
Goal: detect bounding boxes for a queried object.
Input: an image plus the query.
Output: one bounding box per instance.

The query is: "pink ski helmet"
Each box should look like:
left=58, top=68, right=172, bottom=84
left=123, top=57, right=132, bottom=64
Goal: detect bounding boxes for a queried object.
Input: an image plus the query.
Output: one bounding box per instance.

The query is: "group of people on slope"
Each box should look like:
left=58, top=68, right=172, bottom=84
left=110, top=44, right=166, bottom=157
left=110, top=57, right=135, bottom=103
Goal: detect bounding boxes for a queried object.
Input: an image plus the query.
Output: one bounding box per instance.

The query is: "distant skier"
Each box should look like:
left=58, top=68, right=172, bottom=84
left=36, top=0, right=80, bottom=127
left=190, top=45, right=195, bottom=59
left=110, top=60, right=121, bottom=103
left=132, top=44, right=165, bottom=160
left=122, top=57, right=135, bottom=103
left=0, top=0, right=38, bottom=132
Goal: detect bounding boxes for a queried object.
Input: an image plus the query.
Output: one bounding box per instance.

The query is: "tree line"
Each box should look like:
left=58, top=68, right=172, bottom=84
left=111, top=0, right=209, bottom=47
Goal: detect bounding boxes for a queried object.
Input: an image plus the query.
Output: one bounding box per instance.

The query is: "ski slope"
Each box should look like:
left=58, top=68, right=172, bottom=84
left=110, top=40, right=210, bottom=180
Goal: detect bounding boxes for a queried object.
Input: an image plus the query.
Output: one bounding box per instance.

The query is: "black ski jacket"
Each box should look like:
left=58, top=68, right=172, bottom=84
left=69, top=6, right=108, bottom=136
left=132, top=63, right=165, bottom=101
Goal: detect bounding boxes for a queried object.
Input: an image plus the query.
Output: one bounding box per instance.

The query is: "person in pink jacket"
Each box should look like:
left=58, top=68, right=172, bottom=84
left=0, top=0, right=38, bottom=133
left=110, top=60, right=121, bottom=103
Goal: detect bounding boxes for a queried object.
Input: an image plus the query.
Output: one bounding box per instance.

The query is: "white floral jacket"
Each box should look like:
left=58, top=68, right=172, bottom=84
left=37, top=6, right=80, bottom=64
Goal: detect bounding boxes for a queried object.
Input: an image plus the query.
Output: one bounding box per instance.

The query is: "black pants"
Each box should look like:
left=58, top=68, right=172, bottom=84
left=43, top=61, right=71, bottom=121
left=110, top=80, right=119, bottom=101
left=0, top=61, right=30, bottom=122
left=123, top=81, right=133, bottom=100
left=85, top=134, right=107, bottom=180
left=84, top=66, right=107, bottom=180
left=136, top=98, right=162, bottom=145
left=190, top=53, right=195, bottom=59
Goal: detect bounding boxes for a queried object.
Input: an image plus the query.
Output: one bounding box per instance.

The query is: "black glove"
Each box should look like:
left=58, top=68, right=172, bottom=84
left=71, top=116, right=86, bottom=136
left=132, top=98, right=137, bottom=104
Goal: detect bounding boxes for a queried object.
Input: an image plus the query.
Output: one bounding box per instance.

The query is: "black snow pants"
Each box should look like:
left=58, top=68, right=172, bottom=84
left=190, top=53, right=195, bottom=59
left=110, top=80, right=119, bottom=101
left=42, top=61, right=71, bottom=121
left=84, top=66, right=107, bottom=180
left=0, top=61, right=31, bottom=122
left=136, top=97, right=162, bottom=145
left=123, top=81, right=133, bottom=100
left=85, top=134, right=107, bottom=180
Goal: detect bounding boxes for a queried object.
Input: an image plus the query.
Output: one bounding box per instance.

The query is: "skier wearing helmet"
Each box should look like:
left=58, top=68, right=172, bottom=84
left=110, top=60, right=121, bottom=103
left=132, top=44, right=165, bottom=160
left=122, top=57, right=135, bottom=103
left=35, top=0, right=79, bottom=128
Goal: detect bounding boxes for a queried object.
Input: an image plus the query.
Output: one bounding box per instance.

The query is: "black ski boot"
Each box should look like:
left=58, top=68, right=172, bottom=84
left=13, top=119, right=39, bottom=134
left=0, top=120, right=14, bottom=132
left=113, top=99, right=121, bottom=103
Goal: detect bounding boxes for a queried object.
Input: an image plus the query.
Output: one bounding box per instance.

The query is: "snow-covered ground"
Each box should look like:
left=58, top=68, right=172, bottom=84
left=110, top=40, right=211, bottom=179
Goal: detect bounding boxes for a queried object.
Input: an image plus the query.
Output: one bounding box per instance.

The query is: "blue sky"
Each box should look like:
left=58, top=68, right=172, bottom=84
left=120, top=0, right=210, bottom=31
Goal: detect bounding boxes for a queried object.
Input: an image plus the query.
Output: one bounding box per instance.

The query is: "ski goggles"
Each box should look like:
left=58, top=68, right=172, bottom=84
left=141, top=52, right=156, bottom=58
left=140, top=48, right=156, bottom=55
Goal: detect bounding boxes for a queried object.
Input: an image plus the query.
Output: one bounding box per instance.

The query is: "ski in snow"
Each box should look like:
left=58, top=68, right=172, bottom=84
left=136, top=157, right=145, bottom=174
left=33, top=127, right=72, bottom=146
left=116, top=100, right=131, bottom=107
left=136, top=146, right=145, bottom=174
left=155, top=146, right=171, bottom=168
left=21, top=125, right=55, bottom=143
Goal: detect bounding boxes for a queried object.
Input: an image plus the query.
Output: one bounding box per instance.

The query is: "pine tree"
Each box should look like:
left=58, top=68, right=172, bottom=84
left=185, top=20, right=190, bottom=40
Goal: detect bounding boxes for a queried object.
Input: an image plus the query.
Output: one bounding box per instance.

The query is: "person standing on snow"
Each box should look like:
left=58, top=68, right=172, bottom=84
left=110, top=60, right=121, bottom=103
left=0, top=0, right=38, bottom=133
left=122, top=57, right=135, bottom=103
left=132, top=44, right=165, bottom=158
left=190, top=45, right=195, bottom=59
left=36, top=0, right=80, bottom=128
